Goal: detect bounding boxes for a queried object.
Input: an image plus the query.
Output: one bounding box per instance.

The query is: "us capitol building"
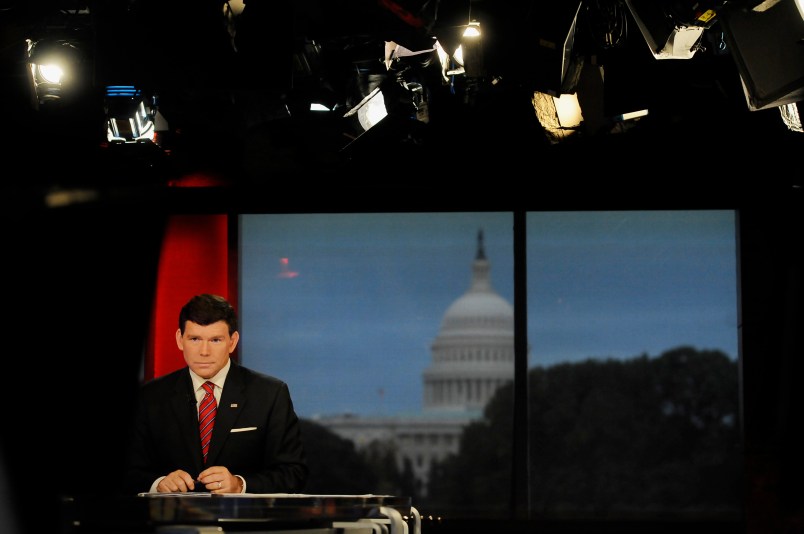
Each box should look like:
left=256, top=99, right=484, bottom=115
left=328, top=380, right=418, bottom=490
left=314, top=230, right=516, bottom=495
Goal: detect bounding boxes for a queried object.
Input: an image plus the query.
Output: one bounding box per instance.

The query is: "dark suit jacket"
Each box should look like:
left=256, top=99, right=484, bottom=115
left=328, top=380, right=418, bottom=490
left=123, top=361, right=308, bottom=494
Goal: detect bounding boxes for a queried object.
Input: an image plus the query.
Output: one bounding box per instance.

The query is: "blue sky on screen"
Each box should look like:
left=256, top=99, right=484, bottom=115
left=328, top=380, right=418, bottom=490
left=238, top=211, right=738, bottom=419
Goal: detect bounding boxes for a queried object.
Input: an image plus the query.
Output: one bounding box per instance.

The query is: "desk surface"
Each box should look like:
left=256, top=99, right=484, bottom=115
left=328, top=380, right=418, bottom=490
left=63, top=493, right=413, bottom=533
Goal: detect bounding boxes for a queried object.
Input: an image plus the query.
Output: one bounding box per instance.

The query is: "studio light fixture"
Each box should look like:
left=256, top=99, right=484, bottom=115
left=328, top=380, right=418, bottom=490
left=25, top=37, right=86, bottom=109
left=24, top=5, right=94, bottom=112
left=344, top=87, right=389, bottom=132
left=433, top=16, right=485, bottom=80
left=104, top=85, right=167, bottom=145
left=340, top=70, right=430, bottom=162
left=455, top=20, right=484, bottom=79
left=625, top=0, right=721, bottom=59
left=532, top=91, right=583, bottom=144
left=719, top=0, right=804, bottom=111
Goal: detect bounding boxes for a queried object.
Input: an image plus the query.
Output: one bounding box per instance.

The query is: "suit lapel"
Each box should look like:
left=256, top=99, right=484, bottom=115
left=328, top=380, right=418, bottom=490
left=170, top=370, right=205, bottom=472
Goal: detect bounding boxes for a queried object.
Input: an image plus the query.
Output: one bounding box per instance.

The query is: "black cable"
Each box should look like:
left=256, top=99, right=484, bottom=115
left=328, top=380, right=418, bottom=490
left=584, top=0, right=629, bottom=50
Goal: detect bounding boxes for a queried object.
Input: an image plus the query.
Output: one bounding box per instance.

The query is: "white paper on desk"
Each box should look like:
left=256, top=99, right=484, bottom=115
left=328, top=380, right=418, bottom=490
left=137, top=492, right=213, bottom=497
left=224, top=493, right=395, bottom=498
left=137, top=492, right=397, bottom=498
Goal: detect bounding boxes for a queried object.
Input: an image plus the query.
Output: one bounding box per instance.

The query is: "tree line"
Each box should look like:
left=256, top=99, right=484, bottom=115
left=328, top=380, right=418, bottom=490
left=302, top=346, right=741, bottom=521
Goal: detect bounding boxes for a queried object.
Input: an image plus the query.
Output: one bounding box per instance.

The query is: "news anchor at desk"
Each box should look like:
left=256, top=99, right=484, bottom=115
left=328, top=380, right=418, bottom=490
left=123, top=293, right=308, bottom=495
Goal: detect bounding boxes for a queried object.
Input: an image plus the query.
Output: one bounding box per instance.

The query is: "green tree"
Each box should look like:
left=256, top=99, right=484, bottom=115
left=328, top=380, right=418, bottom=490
left=361, top=439, right=417, bottom=497
left=299, top=419, right=382, bottom=494
left=426, top=381, right=514, bottom=517
left=300, top=420, right=414, bottom=497
left=427, top=346, right=741, bottom=520
left=529, top=346, right=740, bottom=517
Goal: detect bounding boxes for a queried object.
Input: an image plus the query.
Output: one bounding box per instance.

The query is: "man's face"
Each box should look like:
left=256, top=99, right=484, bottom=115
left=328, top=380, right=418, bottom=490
left=176, top=320, right=239, bottom=379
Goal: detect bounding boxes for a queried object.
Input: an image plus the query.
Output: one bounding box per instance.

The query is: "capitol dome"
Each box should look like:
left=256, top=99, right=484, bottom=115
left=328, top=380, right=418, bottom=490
left=439, top=291, right=514, bottom=339
left=422, top=229, right=515, bottom=415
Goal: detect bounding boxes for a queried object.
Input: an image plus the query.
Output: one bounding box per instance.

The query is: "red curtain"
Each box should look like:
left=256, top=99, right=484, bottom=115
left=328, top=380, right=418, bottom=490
left=146, top=214, right=233, bottom=380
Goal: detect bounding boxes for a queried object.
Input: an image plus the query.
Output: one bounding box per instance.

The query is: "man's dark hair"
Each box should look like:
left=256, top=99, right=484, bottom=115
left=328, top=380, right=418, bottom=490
left=179, top=294, right=238, bottom=335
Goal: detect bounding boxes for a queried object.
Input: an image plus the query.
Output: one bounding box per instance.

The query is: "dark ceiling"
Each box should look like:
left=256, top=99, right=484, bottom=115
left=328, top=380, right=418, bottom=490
left=0, top=0, right=801, bottom=209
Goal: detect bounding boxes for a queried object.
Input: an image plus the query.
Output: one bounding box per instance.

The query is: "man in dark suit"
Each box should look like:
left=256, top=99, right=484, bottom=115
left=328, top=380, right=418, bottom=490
left=123, top=293, right=308, bottom=494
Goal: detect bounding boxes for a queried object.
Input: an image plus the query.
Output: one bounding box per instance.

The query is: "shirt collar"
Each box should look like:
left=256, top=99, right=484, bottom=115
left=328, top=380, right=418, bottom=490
left=189, top=358, right=231, bottom=393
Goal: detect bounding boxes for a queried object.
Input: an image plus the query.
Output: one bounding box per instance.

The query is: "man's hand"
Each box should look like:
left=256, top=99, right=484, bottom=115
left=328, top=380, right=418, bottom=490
left=197, top=466, right=243, bottom=493
left=157, top=470, right=197, bottom=492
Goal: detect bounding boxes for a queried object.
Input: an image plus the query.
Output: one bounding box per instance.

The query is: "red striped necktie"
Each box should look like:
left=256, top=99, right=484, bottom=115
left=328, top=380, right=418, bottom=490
left=198, top=381, right=217, bottom=464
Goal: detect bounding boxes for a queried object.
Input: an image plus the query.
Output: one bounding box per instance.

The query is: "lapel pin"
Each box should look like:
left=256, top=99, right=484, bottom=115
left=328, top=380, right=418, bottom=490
left=230, top=403, right=238, bottom=408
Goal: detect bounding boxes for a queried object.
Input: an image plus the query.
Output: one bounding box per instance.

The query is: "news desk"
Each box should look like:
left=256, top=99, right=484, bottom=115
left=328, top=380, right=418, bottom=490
left=62, top=493, right=420, bottom=534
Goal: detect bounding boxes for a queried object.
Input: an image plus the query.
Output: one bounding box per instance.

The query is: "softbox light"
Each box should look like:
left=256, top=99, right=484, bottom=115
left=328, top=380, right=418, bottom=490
left=718, top=0, right=804, bottom=111
left=624, top=0, right=715, bottom=59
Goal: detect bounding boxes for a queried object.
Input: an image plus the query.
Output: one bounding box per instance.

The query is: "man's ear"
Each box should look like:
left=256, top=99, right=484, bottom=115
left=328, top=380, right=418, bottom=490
left=175, top=328, right=184, bottom=350
left=229, top=331, right=240, bottom=354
